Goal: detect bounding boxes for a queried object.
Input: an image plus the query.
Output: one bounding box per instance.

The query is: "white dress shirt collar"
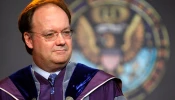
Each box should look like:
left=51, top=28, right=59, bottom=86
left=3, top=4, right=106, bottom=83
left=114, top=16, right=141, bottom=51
left=31, top=62, right=60, bottom=79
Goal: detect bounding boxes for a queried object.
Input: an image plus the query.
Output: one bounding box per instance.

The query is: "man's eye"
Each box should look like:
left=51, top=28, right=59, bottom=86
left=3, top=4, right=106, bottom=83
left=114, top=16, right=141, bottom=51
left=63, top=31, right=71, bottom=35
left=44, top=33, right=55, bottom=38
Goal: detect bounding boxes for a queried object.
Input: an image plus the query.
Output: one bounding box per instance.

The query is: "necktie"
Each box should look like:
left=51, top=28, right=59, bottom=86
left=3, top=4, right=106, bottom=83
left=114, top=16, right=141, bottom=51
left=48, top=73, right=57, bottom=94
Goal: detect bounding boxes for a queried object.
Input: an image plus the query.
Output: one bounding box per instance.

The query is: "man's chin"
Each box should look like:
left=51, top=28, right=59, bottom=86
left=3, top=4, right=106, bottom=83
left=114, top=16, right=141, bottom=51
left=52, top=58, right=69, bottom=65
left=53, top=50, right=67, bottom=55
left=51, top=54, right=71, bottom=64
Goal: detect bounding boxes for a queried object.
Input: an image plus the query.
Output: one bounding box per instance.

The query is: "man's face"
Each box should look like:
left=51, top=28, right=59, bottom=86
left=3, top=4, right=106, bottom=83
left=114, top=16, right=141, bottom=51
left=25, top=4, right=72, bottom=71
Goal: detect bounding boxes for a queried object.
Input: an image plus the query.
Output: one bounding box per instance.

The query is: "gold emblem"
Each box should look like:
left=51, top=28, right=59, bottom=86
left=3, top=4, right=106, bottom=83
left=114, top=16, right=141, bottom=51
left=66, top=96, right=74, bottom=100
left=70, top=0, right=170, bottom=100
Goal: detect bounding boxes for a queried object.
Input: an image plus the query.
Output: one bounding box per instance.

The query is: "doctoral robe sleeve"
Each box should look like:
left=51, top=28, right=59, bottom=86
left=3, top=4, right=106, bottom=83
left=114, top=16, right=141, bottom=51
left=89, top=79, right=127, bottom=100
left=0, top=89, right=16, bottom=100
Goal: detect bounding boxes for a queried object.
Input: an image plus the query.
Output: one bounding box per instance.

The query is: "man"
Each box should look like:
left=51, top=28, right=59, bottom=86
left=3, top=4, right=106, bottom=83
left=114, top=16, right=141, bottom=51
left=0, top=0, right=126, bottom=100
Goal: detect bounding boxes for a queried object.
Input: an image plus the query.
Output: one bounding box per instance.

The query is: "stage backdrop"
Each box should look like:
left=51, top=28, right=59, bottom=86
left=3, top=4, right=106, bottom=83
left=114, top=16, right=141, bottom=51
left=0, top=0, right=174, bottom=100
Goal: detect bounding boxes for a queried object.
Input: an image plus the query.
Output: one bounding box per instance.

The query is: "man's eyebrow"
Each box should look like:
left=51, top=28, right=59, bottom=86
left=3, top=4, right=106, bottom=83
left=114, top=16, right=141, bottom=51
left=42, top=27, right=71, bottom=33
left=42, top=30, right=56, bottom=33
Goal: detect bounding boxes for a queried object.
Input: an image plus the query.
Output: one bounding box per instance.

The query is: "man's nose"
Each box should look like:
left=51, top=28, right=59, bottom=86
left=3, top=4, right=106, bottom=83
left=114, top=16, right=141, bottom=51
left=55, top=33, right=66, bottom=45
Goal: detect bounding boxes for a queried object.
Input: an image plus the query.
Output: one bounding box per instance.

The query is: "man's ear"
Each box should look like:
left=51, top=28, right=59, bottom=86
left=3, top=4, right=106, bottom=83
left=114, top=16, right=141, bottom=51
left=24, top=32, right=33, bottom=49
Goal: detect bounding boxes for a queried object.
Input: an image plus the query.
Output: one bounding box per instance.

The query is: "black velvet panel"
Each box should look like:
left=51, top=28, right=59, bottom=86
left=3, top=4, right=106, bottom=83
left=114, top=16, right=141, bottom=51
left=9, top=65, right=37, bottom=100
left=65, top=63, right=98, bottom=99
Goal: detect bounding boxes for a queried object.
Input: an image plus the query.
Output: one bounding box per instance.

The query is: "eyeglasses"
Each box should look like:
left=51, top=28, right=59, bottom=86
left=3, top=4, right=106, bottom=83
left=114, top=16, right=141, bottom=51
left=30, top=29, right=73, bottom=41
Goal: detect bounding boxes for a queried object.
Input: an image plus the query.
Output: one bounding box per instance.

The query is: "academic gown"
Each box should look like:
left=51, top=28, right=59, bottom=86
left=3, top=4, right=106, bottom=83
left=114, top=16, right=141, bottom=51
left=0, top=62, right=126, bottom=100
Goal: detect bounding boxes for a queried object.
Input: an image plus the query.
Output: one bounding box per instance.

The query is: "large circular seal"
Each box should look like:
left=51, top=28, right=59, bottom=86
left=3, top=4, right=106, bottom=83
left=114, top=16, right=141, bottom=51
left=68, top=0, right=170, bottom=99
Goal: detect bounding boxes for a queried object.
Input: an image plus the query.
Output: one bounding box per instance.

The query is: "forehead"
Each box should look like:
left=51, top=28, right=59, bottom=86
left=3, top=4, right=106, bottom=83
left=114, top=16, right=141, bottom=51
left=31, top=3, right=69, bottom=30
left=33, top=3, right=68, bottom=20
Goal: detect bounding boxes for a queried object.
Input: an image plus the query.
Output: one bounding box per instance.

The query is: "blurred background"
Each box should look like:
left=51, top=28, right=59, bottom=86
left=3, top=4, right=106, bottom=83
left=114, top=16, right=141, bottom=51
left=0, top=0, right=174, bottom=100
